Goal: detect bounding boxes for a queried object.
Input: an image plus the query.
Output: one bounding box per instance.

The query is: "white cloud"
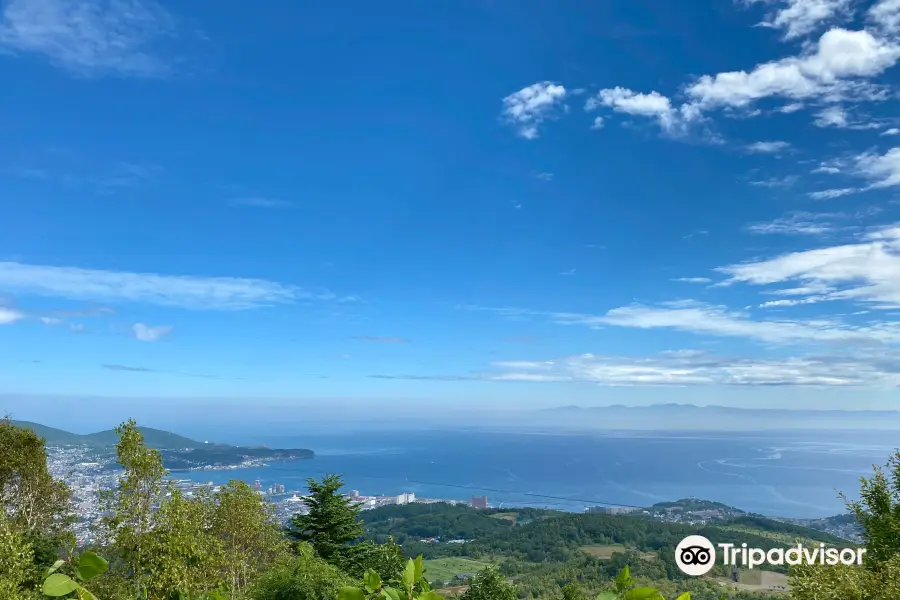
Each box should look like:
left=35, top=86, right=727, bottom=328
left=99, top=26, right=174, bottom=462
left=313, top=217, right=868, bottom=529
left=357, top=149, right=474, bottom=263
left=745, top=212, right=835, bottom=235
left=813, top=105, right=882, bottom=129
left=749, top=175, right=798, bottom=187
left=814, top=105, right=848, bottom=127
left=132, top=323, right=172, bottom=341
left=0, top=308, right=24, bottom=324
left=0, top=262, right=338, bottom=310
left=758, top=297, right=826, bottom=307
left=39, top=316, right=62, bottom=325
left=808, top=187, right=858, bottom=199
left=486, top=349, right=900, bottom=387
left=882, top=127, right=900, bottom=135
left=586, top=87, right=700, bottom=134
left=591, top=116, right=604, bottom=130
left=718, top=224, right=900, bottom=309
left=501, top=82, right=567, bottom=139
left=0, top=0, right=178, bottom=77
left=856, top=147, right=900, bottom=188
left=778, top=102, right=805, bottom=112
left=673, top=277, right=713, bottom=283
left=752, top=0, right=852, bottom=40
left=597, top=300, right=900, bottom=344
left=746, top=140, right=791, bottom=153
left=687, top=28, right=900, bottom=109
left=869, top=0, right=900, bottom=34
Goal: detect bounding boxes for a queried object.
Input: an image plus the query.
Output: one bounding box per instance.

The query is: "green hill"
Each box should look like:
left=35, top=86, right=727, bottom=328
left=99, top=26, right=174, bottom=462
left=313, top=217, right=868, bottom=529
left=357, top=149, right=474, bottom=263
left=359, top=502, right=854, bottom=597
left=83, top=426, right=203, bottom=449
left=13, top=420, right=204, bottom=448
left=11, top=421, right=86, bottom=445
left=11, top=420, right=315, bottom=469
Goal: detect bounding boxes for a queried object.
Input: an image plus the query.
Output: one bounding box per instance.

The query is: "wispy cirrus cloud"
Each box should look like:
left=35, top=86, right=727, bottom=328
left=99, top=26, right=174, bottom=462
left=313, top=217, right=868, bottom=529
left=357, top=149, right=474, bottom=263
left=717, top=224, right=900, bottom=309
left=808, top=187, right=859, bottom=199
left=370, top=349, right=900, bottom=387
left=501, top=82, right=567, bottom=139
left=0, top=262, right=349, bottom=310
left=745, top=211, right=839, bottom=235
left=0, top=0, right=184, bottom=77
left=491, top=349, right=900, bottom=387
left=746, top=0, right=853, bottom=41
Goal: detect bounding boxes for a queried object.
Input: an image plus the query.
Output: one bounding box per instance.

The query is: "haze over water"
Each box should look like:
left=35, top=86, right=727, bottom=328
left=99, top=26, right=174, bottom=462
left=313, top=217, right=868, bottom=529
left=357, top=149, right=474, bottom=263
left=180, top=428, right=890, bottom=519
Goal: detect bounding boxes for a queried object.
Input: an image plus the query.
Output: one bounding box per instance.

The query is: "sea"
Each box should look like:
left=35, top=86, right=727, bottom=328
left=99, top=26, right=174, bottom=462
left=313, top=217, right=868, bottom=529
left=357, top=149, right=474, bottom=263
left=178, top=428, right=899, bottom=519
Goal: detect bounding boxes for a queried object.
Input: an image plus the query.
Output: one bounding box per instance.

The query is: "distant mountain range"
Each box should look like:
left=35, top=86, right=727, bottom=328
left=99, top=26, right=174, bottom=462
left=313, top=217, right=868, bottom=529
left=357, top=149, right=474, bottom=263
left=13, top=420, right=315, bottom=470
left=532, top=403, right=900, bottom=430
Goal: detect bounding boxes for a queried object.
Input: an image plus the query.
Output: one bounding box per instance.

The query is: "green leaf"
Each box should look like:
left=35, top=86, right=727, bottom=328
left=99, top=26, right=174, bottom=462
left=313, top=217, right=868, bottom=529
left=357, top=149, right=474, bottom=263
left=77, top=586, right=99, bottom=600
left=76, top=551, right=109, bottom=582
left=623, top=587, right=664, bottom=600
left=401, top=559, right=416, bottom=590
left=42, top=573, right=80, bottom=597
left=381, top=587, right=402, bottom=600
left=44, top=559, right=66, bottom=578
left=413, top=555, right=424, bottom=584
left=338, top=587, right=366, bottom=600
left=419, top=593, right=444, bottom=600
left=364, top=569, right=383, bottom=593
left=615, top=566, right=633, bottom=593
left=675, top=593, right=691, bottom=600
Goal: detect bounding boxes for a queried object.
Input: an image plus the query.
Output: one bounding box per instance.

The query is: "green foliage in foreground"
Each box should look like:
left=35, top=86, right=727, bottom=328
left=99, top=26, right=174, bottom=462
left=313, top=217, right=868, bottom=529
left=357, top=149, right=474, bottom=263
left=41, top=551, right=108, bottom=600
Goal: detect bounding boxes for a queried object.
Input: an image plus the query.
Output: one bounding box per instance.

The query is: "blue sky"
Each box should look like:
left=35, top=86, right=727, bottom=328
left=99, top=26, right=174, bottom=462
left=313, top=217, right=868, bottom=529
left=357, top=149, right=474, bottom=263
left=3, top=0, right=900, bottom=416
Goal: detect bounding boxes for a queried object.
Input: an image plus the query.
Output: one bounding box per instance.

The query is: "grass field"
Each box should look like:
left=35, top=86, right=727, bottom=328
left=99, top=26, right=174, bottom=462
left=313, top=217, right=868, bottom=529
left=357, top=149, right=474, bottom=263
left=489, top=512, right=518, bottom=524
left=714, top=524, right=825, bottom=547
left=423, top=558, right=494, bottom=584
left=580, top=544, right=656, bottom=560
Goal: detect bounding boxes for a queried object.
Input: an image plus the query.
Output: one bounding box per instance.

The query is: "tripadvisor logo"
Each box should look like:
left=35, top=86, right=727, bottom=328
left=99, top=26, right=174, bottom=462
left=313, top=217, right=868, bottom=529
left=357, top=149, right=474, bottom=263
left=675, top=535, right=867, bottom=577
left=676, top=535, right=716, bottom=576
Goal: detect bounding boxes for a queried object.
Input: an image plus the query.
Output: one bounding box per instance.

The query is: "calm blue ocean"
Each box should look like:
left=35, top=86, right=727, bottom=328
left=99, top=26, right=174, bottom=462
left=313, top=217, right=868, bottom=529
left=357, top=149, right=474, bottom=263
left=180, top=429, right=897, bottom=518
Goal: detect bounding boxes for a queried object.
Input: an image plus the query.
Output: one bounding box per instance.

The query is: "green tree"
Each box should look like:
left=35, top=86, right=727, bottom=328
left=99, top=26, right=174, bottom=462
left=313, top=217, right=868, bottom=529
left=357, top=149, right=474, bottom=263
left=790, top=449, right=900, bottom=599
left=212, top=480, right=289, bottom=599
left=561, top=582, right=589, bottom=600
left=249, top=542, right=353, bottom=600
left=844, top=449, right=900, bottom=567
left=0, top=517, right=35, bottom=600
left=101, top=419, right=167, bottom=598
left=459, top=566, right=518, bottom=600
left=338, top=539, right=405, bottom=582
left=142, top=487, right=224, bottom=600
left=0, top=417, right=72, bottom=539
left=286, top=475, right=363, bottom=562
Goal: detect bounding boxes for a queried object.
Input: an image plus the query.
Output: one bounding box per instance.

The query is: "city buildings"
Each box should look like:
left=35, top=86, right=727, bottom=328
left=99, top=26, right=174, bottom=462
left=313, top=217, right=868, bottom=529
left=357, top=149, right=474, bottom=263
left=586, top=506, right=635, bottom=515
left=469, top=495, right=488, bottom=508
